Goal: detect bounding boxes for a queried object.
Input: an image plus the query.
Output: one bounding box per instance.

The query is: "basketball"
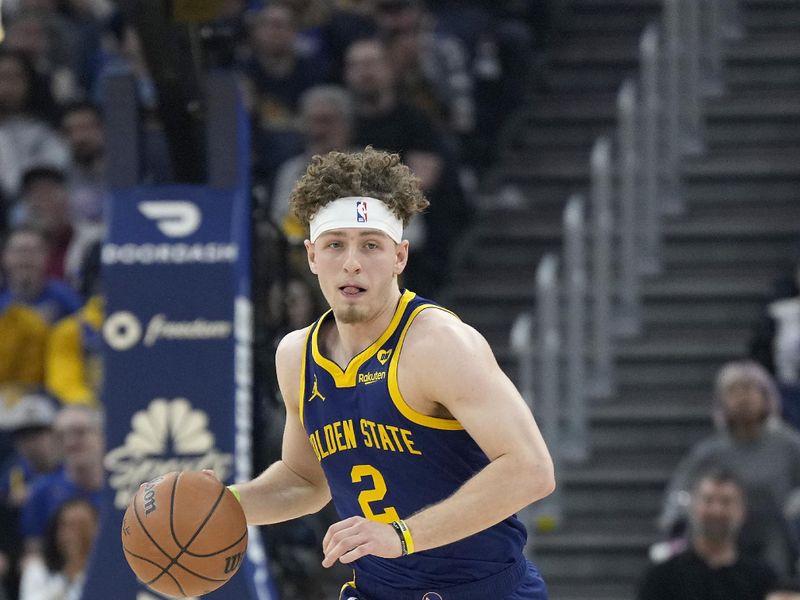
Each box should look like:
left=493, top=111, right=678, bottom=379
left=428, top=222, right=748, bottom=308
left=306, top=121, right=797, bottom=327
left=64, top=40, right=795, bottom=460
left=121, top=471, right=248, bottom=598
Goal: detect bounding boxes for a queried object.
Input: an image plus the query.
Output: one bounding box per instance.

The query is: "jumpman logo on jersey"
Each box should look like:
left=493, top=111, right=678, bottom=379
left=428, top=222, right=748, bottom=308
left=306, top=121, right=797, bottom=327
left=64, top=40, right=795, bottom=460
left=307, top=375, right=326, bottom=402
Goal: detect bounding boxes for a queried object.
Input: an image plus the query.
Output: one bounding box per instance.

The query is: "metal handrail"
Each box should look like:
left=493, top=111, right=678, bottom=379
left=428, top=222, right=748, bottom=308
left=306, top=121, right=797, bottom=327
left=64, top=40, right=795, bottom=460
left=639, top=24, right=666, bottom=269
left=590, top=137, right=614, bottom=399
left=616, top=79, right=641, bottom=337
left=563, top=196, right=588, bottom=462
left=702, top=0, right=725, bottom=95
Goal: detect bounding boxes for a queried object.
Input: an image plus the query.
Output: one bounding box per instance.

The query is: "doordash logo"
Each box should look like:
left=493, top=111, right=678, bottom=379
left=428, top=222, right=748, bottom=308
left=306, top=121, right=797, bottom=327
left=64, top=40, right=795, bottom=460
left=138, top=201, right=201, bottom=238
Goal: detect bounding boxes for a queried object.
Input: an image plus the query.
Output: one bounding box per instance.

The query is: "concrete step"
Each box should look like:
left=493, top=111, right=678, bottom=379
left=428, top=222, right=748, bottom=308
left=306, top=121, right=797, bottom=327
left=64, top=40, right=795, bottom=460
left=728, top=32, right=800, bottom=63
left=448, top=271, right=776, bottom=309
left=503, top=89, right=800, bottom=152
left=560, top=468, right=668, bottom=516
left=533, top=531, right=653, bottom=576
left=615, top=359, right=731, bottom=387
left=492, top=147, right=800, bottom=190
left=559, top=0, right=800, bottom=35
left=745, top=2, right=800, bottom=32
left=459, top=295, right=768, bottom=334
left=590, top=423, right=711, bottom=457
left=683, top=148, right=800, bottom=179
left=467, top=212, right=799, bottom=245
left=466, top=235, right=796, bottom=275
left=728, top=63, right=800, bottom=91
left=549, top=31, right=800, bottom=68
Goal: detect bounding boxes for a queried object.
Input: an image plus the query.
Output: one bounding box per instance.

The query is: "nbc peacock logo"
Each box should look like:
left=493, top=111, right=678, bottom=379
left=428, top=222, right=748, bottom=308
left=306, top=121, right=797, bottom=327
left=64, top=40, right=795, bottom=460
left=105, top=398, right=233, bottom=509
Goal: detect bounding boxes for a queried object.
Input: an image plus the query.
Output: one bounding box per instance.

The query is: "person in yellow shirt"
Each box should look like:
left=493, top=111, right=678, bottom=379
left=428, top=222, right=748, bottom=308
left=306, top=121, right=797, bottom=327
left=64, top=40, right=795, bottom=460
left=45, top=295, right=102, bottom=406
left=45, top=242, right=103, bottom=407
left=0, top=299, right=48, bottom=391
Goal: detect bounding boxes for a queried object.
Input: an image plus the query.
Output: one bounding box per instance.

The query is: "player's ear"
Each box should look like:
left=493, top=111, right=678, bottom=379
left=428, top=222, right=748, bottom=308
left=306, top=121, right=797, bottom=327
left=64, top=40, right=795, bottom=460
left=305, top=240, right=318, bottom=274
left=394, top=240, right=409, bottom=275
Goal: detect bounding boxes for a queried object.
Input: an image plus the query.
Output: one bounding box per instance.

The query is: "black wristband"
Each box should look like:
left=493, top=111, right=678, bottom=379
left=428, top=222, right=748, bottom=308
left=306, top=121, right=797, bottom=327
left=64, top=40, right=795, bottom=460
left=390, top=520, right=409, bottom=556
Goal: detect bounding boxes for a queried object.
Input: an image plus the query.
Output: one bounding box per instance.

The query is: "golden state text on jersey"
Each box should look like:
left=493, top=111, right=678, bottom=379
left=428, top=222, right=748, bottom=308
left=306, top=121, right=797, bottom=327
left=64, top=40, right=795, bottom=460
left=300, top=290, right=527, bottom=590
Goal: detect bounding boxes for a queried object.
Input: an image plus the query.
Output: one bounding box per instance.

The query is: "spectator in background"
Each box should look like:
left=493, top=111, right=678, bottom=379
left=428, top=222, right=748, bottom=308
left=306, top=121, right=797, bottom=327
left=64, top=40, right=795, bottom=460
left=241, top=1, right=330, bottom=180
left=45, top=242, right=103, bottom=406
left=640, top=468, right=778, bottom=600
left=0, top=50, right=68, bottom=201
left=754, top=259, right=800, bottom=430
left=0, top=226, right=82, bottom=325
left=344, top=37, right=471, bottom=295
left=20, top=406, right=104, bottom=557
left=344, top=37, right=443, bottom=191
left=0, top=298, right=48, bottom=393
left=660, top=360, right=800, bottom=578
left=373, top=0, right=474, bottom=139
left=0, top=393, right=61, bottom=600
left=284, top=0, right=375, bottom=81
left=3, top=8, right=83, bottom=104
left=60, top=102, right=108, bottom=225
left=17, top=167, right=103, bottom=285
left=18, top=498, right=98, bottom=600
left=271, top=85, right=356, bottom=244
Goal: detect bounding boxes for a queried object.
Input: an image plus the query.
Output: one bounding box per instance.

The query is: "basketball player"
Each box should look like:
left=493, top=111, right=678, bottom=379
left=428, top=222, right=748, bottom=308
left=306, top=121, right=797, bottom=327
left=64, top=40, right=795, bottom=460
left=230, top=147, right=554, bottom=599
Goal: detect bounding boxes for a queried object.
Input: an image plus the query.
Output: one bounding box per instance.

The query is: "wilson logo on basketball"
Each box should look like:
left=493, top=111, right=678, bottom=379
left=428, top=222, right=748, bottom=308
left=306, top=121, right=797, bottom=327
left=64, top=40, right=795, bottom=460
left=105, top=398, right=234, bottom=510
left=224, top=551, right=244, bottom=574
left=142, top=481, right=158, bottom=515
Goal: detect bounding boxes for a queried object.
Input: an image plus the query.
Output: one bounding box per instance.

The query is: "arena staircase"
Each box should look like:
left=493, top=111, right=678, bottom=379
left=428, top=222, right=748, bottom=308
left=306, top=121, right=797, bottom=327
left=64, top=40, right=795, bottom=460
left=441, top=1, right=800, bottom=598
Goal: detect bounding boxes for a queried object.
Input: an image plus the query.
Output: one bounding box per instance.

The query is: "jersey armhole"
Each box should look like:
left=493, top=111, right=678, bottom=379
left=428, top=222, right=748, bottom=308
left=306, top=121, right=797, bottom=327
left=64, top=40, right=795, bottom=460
left=298, top=326, right=314, bottom=428
left=387, top=304, right=465, bottom=431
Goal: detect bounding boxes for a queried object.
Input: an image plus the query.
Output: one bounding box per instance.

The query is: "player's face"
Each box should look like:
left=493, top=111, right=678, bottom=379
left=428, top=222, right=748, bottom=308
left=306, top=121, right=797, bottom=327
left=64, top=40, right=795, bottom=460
left=306, top=228, right=408, bottom=324
left=690, top=479, right=744, bottom=543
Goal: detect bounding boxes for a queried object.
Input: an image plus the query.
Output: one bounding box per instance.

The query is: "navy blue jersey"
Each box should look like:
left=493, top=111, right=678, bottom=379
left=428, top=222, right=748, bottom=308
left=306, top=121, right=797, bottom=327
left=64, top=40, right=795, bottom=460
left=300, top=290, right=527, bottom=589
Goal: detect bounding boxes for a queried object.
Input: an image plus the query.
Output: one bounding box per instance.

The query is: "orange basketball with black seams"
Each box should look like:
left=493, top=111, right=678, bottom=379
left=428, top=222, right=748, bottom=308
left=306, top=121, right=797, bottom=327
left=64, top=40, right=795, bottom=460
left=121, top=471, right=248, bottom=598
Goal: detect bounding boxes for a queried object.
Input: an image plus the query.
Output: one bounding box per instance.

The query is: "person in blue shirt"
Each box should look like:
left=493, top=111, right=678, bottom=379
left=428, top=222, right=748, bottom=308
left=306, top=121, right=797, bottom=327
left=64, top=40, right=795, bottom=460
left=20, top=406, right=104, bottom=556
left=224, top=148, right=555, bottom=600
left=0, top=392, right=61, bottom=600
left=0, top=226, right=82, bottom=325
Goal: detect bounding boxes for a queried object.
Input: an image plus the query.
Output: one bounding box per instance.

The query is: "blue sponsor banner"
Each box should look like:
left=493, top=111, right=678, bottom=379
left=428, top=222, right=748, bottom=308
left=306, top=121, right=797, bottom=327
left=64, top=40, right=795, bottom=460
left=82, top=78, right=277, bottom=600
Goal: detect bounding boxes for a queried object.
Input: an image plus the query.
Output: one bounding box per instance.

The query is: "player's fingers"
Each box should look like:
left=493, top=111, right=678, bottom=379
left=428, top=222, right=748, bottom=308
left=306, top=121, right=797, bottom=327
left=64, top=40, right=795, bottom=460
left=322, top=532, right=368, bottom=568
left=338, top=541, right=374, bottom=565
left=322, top=521, right=362, bottom=557
left=322, top=516, right=362, bottom=549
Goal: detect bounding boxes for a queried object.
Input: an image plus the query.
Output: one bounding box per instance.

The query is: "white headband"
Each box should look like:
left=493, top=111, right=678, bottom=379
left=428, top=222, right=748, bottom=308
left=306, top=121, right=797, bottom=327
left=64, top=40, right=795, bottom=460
left=309, top=197, right=403, bottom=243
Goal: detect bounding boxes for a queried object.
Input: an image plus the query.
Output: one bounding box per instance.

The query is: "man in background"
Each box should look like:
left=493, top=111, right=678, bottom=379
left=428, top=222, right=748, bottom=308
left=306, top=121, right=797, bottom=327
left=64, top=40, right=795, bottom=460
left=640, top=468, right=778, bottom=600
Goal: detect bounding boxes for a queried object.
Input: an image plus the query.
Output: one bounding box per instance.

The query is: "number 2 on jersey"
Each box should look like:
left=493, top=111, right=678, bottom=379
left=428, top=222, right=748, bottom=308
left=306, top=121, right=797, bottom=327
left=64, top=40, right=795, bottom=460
left=351, top=464, right=400, bottom=523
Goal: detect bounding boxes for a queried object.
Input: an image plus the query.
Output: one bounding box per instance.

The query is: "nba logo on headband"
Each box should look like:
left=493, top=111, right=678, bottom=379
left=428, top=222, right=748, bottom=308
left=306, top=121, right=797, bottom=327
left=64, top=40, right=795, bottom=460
left=356, top=200, right=368, bottom=223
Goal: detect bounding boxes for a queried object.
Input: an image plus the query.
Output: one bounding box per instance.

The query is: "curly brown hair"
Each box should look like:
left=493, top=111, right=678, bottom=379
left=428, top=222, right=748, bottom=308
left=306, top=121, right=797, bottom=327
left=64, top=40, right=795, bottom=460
left=289, top=147, right=430, bottom=230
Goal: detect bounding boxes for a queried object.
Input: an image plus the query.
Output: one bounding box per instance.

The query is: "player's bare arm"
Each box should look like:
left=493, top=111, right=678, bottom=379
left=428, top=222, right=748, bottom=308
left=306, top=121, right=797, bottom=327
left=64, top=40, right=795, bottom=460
left=322, top=309, right=555, bottom=566
left=235, top=327, right=332, bottom=525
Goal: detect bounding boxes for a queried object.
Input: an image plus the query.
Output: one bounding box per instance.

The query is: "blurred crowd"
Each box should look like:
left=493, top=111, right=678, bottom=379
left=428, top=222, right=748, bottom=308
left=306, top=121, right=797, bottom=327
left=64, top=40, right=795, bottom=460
left=0, top=0, right=550, bottom=598
left=639, top=255, right=800, bottom=599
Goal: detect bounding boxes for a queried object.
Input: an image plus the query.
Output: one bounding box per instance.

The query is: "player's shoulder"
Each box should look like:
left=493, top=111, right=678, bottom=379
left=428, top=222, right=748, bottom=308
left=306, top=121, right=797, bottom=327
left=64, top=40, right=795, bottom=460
left=407, top=307, right=488, bottom=354
left=276, top=325, right=313, bottom=361
left=275, top=326, right=314, bottom=405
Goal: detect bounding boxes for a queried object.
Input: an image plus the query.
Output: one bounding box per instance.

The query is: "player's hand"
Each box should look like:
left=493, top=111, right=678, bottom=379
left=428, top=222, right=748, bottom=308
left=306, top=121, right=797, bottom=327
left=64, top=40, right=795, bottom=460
left=322, top=516, right=402, bottom=567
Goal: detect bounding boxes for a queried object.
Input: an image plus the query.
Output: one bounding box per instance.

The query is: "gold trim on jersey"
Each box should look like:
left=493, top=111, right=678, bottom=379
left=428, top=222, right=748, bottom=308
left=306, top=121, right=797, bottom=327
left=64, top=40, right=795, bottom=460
left=311, top=290, right=416, bottom=387
left=298, top=326, right=314, bottom=427
left=388, top=304, right=464, bottom=430
left=339, top=574, right=357, bottom=600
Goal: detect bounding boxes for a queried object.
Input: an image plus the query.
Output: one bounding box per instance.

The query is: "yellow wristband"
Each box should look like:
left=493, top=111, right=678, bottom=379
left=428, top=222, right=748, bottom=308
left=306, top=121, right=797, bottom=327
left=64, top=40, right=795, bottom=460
left=227, top=484, right=241, bottom=503
left=391, top=519, right=415, bottom=555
